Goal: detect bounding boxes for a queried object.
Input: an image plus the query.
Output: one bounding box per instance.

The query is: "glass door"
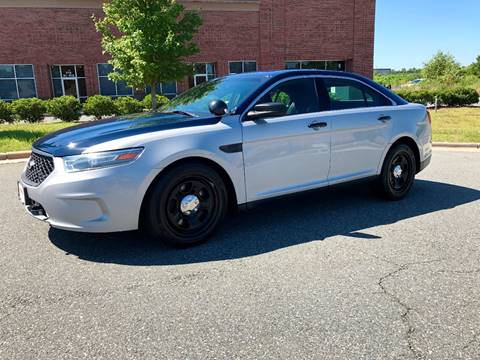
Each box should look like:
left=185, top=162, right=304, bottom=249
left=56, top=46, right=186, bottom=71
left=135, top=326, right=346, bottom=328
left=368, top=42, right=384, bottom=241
left=51, top=65, right=87, bottom=101
left=63, top=79, right=78, bottom=98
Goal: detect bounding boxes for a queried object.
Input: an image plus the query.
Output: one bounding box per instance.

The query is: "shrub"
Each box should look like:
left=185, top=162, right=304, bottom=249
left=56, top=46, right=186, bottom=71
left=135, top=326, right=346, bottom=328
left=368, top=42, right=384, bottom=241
left=11, top=98, right=47, bottom=123
left=47, top=96, right=82, bottom=121
left=115, top=97, right=144, bottom=115
left=0, top=100, right=14, bottom=123
left=395, top=87, right=479, bottom=107
left=142, top=94, right=170, bottom=110
left=438, top=88, right=479, bottom=107
left=395, top=89, right=436, bottom=105
left=83, top=95, right=117, bottom=119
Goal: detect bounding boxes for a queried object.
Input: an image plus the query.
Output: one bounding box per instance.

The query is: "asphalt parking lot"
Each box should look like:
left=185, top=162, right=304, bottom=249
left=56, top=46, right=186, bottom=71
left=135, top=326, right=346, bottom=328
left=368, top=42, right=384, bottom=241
left=0, top=149, right=479, bottom=360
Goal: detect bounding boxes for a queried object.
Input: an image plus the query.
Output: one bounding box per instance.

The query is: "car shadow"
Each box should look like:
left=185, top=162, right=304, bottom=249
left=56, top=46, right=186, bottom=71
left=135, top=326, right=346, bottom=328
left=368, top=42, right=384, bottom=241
left=49, top=180, right=480, bottom=266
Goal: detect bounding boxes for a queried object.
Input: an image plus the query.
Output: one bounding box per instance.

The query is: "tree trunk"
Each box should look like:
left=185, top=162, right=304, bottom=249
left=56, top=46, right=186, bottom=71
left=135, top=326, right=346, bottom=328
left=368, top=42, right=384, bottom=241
left=151, top=82, right=158, bottom=112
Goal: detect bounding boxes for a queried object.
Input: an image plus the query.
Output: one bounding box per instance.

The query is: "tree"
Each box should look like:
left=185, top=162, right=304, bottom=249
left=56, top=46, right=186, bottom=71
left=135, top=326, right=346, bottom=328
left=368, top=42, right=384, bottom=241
left=465, top=55, right=480, bottom=77
left=93, top=0, right=202, bottom=111
left=422, top=51, right=462, bottom=82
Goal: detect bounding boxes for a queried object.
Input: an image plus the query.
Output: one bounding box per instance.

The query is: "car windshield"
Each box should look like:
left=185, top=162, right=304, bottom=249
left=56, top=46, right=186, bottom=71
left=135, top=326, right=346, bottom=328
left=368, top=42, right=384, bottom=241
left=164, top=75, right=269, bottom=116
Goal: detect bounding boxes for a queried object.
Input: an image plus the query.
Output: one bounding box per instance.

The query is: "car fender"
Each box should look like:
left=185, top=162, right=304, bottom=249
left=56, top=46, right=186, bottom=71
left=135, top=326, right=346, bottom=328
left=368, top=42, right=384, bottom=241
left=376, top=132, right=423, bottom=174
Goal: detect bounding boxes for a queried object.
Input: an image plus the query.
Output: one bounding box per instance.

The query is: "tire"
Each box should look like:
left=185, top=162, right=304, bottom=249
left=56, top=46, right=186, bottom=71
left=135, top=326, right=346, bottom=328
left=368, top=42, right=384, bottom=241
left=144, top=162, right=228, bottom=247
left=379, top=144, right=416, bottom=200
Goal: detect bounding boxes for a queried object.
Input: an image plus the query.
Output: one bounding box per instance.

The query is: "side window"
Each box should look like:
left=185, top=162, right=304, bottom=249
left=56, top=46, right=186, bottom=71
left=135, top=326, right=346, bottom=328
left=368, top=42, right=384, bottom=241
left=323, top=78, right=391, bottom=110
left=257, top=78, right=319, bottom=116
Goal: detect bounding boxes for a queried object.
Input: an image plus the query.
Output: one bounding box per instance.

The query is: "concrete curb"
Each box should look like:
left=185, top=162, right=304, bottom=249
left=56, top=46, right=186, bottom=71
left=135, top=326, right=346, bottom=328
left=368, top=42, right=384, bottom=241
left=0, top=150, right=31, bottom=161
left=432, top=142, right=480, bottom=149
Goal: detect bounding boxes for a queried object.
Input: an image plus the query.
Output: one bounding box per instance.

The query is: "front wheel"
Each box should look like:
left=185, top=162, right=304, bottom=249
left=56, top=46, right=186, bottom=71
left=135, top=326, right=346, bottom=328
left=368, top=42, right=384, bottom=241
left=379, top=144, right=416, bottom=200
left=144, top=163, right=228, bottom=247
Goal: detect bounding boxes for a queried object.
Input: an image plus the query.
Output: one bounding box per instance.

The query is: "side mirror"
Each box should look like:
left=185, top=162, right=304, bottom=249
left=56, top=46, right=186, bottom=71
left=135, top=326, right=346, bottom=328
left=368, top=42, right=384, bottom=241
left=246, top=102, right=287, bottom=120
left=209, top=100, right=229, bottom=116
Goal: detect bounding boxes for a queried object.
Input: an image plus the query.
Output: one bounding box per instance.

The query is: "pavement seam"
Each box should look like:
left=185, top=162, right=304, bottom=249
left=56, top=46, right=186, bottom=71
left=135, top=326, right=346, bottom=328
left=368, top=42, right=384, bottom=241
left=377, top=259, right=443, bottom=360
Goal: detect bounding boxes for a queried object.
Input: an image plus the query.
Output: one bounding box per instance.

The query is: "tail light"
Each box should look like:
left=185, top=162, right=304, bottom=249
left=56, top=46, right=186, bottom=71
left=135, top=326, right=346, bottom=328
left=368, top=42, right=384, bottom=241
left=426, top=110, right=432, bottom=124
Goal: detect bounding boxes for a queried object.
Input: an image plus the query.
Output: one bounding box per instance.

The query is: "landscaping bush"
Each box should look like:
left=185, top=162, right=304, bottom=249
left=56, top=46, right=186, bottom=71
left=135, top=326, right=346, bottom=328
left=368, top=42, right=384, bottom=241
left=10, top=98, right=47, bottom=123
left=47, top=96, right=82, bottom=121
left=438, top=88, right=479, bottom=107
left=395, top=87, right=479, bottom=106
left=395, top=89, right=436, bottom=105
left=0, top=100, right=14, bottom=123
left=83, top=95, right=117, bottom=119
left=115, top=96, right=144, bottom=115
left=142, top=94, right=170, bottom=110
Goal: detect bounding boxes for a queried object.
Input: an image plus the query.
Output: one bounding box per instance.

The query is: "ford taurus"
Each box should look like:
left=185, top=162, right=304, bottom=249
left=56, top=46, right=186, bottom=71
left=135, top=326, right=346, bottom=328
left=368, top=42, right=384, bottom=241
left=18, top=70, right=432, bottom=246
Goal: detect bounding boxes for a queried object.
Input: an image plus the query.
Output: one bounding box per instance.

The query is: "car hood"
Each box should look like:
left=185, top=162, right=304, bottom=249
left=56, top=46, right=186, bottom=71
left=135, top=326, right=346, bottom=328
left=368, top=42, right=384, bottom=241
left=33, top=112, right=220, bottom=157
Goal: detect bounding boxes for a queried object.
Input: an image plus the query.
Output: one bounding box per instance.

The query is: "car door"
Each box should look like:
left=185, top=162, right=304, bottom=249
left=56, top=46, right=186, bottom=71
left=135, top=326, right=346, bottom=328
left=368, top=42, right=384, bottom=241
left=319, top=77, right=395, bottom=184
left=241, top=77, right=331, bottom=202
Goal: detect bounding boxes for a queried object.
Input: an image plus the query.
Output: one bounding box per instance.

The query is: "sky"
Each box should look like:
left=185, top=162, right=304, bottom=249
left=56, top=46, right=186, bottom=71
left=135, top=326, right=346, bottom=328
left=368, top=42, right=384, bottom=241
left=374, top=0, right=480, bottom=70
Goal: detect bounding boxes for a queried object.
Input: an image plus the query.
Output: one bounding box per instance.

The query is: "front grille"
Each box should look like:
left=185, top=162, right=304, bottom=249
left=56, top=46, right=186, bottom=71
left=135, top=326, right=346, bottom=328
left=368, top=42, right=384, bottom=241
left=23, top=152, right=55, bottom=186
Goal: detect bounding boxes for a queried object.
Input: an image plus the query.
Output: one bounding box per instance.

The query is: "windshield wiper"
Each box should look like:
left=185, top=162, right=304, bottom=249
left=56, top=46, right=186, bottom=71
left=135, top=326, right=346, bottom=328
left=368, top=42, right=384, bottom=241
left=170, top=110, right=196, bottom=117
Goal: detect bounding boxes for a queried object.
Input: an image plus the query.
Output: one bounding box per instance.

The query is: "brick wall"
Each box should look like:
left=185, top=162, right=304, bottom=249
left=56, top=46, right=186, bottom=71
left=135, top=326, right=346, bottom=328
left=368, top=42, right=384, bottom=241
left=0, top=0, right=375, bottom=98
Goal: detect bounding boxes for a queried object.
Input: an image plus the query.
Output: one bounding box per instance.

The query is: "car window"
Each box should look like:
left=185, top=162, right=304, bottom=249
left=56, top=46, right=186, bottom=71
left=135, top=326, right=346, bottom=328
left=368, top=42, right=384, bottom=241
left=257, top=78, right=320, bottom=116
left=323, top=78, right=391, bottom=110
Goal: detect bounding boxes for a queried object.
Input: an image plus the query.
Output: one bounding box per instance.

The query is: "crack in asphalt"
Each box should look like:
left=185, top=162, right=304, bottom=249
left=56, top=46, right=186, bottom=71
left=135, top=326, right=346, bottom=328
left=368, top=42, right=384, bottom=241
left=377, top=259, right=443, bottom=360
left=463, top=331, right=479, bottom=350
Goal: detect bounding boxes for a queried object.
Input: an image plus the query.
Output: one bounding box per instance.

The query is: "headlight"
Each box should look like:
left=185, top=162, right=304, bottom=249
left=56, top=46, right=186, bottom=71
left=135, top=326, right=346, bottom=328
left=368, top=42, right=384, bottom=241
left=63, top=147, right=144, bottom=173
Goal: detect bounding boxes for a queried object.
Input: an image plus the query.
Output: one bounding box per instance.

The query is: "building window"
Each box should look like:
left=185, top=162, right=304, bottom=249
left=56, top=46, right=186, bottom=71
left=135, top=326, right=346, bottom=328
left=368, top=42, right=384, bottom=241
left=51, top=65, right=87, bottom=101
left=285, top=61, right=346, bottom=71
left=189, top=63, right=216, bottom=88
left=0, top=64, right=37, bottom=101
left=145, top=81, right=178, bottom=99
left=229, top=61, right=257, bottom=74
left=97, top=64, right=133, bottom=97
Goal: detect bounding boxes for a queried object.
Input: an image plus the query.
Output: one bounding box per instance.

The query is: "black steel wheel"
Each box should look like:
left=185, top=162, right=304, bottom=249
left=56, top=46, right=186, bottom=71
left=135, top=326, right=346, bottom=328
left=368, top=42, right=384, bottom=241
left=380, top=144, right=416, bottom=200
left=144, top=162, right=228, bottom=247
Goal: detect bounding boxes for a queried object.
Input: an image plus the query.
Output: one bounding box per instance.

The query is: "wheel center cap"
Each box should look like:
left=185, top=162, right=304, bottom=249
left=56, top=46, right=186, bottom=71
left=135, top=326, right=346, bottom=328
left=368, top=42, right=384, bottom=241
left=393, top=165, right=403, bottom=178
left=180, top=194, right=200, bottom=215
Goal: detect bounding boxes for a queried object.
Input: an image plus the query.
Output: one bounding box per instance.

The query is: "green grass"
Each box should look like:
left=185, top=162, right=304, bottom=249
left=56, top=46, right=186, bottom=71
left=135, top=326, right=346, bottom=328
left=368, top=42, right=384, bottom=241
left=0, top=122, right=76, bottom=153
left=431, top=107, right=480, bottom=143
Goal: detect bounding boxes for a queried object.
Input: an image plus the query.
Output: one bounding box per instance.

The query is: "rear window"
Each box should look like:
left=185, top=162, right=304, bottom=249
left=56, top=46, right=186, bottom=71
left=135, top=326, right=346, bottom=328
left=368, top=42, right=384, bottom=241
left=322, top=78, right=392, bottom=110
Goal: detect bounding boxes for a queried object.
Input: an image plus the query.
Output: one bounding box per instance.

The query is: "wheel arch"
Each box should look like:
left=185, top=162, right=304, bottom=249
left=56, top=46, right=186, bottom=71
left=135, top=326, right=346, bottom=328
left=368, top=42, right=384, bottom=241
left=381, top=136, right=422, bottom=174
left=138, top=156, right=239, bottom=229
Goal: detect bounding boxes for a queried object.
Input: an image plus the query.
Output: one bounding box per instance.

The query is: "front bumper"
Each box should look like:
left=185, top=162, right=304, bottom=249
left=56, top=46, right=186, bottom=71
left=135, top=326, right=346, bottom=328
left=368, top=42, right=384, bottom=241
left=19, top=154, right=157, bottom=233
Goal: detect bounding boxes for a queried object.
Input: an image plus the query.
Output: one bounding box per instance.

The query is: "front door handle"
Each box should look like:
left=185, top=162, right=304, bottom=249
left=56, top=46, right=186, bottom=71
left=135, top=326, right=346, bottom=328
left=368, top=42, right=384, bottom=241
left=378, top=115, right=392, bottom=123
left=308, top=121, right=328, bottom=129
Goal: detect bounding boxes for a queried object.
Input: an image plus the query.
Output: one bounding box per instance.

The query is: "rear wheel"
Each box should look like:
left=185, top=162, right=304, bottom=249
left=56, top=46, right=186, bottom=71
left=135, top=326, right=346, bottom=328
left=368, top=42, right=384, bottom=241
left=379, top=144, right=416, bottom=200
left=144, top=163, right=228, bottom=247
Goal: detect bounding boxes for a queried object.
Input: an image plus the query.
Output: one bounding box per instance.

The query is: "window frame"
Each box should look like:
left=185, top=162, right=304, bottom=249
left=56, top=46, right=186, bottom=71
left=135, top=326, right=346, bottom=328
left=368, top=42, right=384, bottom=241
left=0, top=64, right=37, bottom=101
left=241, top=75, right=396, bottom=121
left=50, top=64, right=87, bottom=101
left=190, top=62, right=217, bottom=87
left=96, top=63, right=134, bottom=98
left=285, top=60, right=346, bottom=71
left=145, top=81, right=178, bottom=99
left=228, top=60, right=258, bottom=74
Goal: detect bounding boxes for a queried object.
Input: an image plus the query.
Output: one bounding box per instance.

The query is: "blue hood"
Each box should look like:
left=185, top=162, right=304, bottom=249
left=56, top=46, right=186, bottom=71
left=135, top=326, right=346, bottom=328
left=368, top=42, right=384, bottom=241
left=33, top=112, right=220, bottom=157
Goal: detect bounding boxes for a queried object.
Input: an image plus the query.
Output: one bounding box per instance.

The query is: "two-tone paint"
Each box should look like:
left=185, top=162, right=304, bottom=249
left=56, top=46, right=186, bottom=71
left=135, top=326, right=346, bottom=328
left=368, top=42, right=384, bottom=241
left=19, top=70, right=432, bottom=233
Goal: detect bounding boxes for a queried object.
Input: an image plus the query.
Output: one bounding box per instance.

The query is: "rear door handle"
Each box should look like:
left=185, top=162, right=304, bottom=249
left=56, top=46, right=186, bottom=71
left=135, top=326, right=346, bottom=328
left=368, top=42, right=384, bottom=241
left=308, top=121, right=328, bottom=129
left=378, top=115, right=392, bottom=123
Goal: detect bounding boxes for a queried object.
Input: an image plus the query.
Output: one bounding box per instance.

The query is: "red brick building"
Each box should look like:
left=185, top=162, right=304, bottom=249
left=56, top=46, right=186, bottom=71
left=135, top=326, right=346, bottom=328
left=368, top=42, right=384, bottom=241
left=0, top=0, right=375, bottom=101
